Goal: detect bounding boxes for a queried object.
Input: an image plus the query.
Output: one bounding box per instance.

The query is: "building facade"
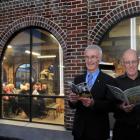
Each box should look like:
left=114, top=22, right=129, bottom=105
left=0, top=0, right=140, bottom=130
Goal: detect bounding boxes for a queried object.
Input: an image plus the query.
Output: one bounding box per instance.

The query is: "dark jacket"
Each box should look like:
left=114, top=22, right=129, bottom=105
left=114, top=72, right=140, bottom=125
left=69, top=71, right=116, bottom=140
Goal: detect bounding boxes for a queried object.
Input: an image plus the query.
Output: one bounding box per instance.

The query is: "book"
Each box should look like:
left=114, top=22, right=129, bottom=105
left=107, top=84, right=140, bottom=105
left=67, top=81, right=92, bottom=98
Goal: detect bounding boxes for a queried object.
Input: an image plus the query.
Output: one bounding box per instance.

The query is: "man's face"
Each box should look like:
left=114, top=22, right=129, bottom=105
left=123, top=52, right=139, bottom=78
left=84, top=49, right=100, bottom=72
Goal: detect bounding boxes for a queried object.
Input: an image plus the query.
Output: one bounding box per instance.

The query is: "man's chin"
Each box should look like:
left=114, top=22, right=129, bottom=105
left=128, top=72, right=137, bottom=77
left=87, top=68, right=96, bottom=72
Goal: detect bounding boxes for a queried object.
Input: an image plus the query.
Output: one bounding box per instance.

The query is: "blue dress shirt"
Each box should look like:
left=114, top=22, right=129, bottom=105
left=86, top=69, right=100, bottom=90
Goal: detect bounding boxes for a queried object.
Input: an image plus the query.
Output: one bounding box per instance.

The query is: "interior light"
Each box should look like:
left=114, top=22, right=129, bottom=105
left=37, top=55, right=56, bottom=58
left=25, top=50, right=40, bottom=56
left=100, top=61, right=114, bottom=65
left=3, top=57, right=6, bottom=60
left=8, top=45, right=12, bottom=48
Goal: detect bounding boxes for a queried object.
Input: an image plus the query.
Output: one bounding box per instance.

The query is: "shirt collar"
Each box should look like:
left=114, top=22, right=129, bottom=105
left=87, top=68, right=100, bottom=76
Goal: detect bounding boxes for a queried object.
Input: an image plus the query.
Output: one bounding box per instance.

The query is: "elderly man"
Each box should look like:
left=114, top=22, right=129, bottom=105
left=69, top=44, right=116, bottom=140
left=112, top=49, right=140, bottom=140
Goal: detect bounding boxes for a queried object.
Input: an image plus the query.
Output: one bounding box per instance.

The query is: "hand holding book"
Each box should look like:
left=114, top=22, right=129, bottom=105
left=69, top=92, right=79, bottom=103
left=79, top=97, right=94, bottom=107
left=119, top=102, right=135, bottom=112
left=67, top=81, right=92, bottom=98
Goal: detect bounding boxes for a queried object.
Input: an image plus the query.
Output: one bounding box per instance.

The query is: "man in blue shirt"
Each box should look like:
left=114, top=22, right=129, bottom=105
left=69, top=44, right=116, bottom=140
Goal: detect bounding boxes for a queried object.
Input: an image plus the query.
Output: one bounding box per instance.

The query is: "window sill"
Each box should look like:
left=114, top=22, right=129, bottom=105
left=0, top=119, right=66, bottom=131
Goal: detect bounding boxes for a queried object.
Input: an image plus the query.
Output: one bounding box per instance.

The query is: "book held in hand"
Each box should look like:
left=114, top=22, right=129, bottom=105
left=67, top=81, right=92, bottom=98
left=107, top=84, right=140, bottom=105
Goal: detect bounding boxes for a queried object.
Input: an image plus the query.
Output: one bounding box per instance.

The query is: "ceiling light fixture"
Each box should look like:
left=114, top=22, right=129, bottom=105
left=8, top=45, right=12, bottom=48
left=37, top=55, right=56, bottom=58
left=100, top=61, right=114, bottom=65
left=25, top=50, right=40, bottom=56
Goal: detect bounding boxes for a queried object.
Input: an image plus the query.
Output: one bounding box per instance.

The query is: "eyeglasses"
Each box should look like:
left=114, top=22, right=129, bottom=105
left=123, top=60, right=138, bottom=65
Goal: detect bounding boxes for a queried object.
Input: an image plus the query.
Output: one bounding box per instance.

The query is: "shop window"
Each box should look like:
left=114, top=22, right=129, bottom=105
left=2, top=27, right=64, bottom=125
left=101, top=17, right=140, bottom=77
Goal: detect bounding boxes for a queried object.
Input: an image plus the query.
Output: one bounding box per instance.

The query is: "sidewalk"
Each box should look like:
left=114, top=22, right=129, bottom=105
left=0, top=120, right=73, bottom=140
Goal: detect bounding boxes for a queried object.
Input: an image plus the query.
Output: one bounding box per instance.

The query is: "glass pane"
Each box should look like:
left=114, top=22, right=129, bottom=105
left=32, top=29, right=60, bottom=95
left=101, top=18, right=131, bottom=77
left=2, top=29, right=30, bottom=118
left=2, top=94, right=30, bottom=120
left=2, top=95, right=18, bottom=118
left=32, top=97, right=64, bottom=125
left=15, top=84, right=30, bottom=120
left=136, top=17, right=140, bottom=54
left=16, top=64, right=30, bottom=89
left=2, top=29, right=30, bottom=90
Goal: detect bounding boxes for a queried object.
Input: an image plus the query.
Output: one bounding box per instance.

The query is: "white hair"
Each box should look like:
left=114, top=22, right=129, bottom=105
left=85, top=44, right=102, bottom=60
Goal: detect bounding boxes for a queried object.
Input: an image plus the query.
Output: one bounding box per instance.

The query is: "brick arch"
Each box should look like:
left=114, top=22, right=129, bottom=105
left=89, top=0, right=140, bottom=44
left=0, top=16, right=67, bottom=54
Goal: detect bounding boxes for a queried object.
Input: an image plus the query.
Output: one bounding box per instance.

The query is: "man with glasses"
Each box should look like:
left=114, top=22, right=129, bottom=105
left=112, top=49, right=140, bottom=140
left=68, top=45, right=116, bottom=140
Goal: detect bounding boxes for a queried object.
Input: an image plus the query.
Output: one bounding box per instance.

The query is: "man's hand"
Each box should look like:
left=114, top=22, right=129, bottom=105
left=119, top=102, right=135, bottom=112
left=69, top=92, right=79, bottom=103
left=79, top=97, right=94, bottom=107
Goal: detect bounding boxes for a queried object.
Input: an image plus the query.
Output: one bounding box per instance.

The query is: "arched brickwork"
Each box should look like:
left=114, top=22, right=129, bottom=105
left=0, top=15, right=67, bottom=127
left=0, top=16, right=67, bottom=55
left=89, top=0, right=140, bottom=44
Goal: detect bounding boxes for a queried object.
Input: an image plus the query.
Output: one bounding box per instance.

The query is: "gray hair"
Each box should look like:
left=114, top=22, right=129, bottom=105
left=85, top=44, right=102, bottom=60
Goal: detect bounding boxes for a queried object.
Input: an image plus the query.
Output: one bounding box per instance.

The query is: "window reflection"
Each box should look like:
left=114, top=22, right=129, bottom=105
left=101, top=18, right=131, bottom=77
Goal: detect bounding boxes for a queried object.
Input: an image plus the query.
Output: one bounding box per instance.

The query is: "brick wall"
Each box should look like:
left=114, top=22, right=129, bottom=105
left=88, top=0, right=140, bottom=44
left=64, top=0, right=88, bottom=129
left=0, top=0, right=140, bottom=130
